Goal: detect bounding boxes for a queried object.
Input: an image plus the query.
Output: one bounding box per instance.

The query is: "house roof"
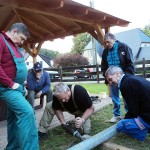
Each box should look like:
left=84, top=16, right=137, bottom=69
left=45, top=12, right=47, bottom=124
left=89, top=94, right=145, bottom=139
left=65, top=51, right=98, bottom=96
left=38, top=53, right=52, bottom=66
left=137, top=46, right=150, bottom=60
left=0, top=0, right=130, bottom=44
left=114, top=28, right=150, bottom=58
left=84, top=40, right=104, bottom=57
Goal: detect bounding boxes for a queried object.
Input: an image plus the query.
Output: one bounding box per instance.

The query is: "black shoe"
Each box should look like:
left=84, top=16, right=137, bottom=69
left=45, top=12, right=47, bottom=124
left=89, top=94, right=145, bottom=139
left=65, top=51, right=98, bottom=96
left=38, top=131, right=48, bottom=140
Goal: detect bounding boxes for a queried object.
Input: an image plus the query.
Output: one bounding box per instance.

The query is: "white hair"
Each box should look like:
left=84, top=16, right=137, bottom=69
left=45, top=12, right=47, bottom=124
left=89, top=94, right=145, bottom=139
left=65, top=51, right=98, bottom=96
left=53, top=82, right=69, bottom=96
left=105, top=66, right=123, bottom=77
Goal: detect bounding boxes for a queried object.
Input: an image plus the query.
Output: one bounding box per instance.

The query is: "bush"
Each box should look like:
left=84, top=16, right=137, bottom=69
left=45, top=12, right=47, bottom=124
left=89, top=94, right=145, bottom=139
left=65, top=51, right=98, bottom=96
left=54, top=53, right=89, bottom=67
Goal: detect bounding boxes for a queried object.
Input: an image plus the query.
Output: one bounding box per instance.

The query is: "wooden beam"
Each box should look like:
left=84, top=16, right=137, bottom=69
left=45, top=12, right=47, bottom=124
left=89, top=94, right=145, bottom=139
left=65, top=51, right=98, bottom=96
left=99, top=142, right=133, bottom=150
left=30, top=27, right=92, bottom=43
left=0, top=10, right=15, bottom=31
left=2, top=15, right=17, bottom=31
left=22, top=44, right=35, bottom=57
left=104, top=27, right=110, bottom=34
left=40, top=15, right=68, bottom=32
left=34, top=42, right=43, bottom=56
left=88, top=30, right=99, bottom=43
left=94, top=24, right=104, bottom=44
left=0, top=0, right=65, bottom=10
left=13, top=8, right=23, bottom=23
left=69, top=7, right=89, bottom=16
left=18, top=13, right=55, bottom=36
left=0, top=2, right=97, bottom=25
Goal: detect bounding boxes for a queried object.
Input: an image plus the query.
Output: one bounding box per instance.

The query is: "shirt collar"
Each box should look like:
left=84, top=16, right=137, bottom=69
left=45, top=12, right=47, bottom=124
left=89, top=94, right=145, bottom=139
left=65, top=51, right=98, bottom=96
left=118, top=74, right=125, bottom=88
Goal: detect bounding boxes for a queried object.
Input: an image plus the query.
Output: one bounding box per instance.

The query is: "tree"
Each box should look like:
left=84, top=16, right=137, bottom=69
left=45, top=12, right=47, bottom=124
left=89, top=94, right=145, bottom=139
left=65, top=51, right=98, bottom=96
left=142, top=24, right=150, bottom=37
left=71, top=32, right=91, bottom=54
left=40, top=48, right=60, bottom=59
left=54, top=53, right=89, bottom=67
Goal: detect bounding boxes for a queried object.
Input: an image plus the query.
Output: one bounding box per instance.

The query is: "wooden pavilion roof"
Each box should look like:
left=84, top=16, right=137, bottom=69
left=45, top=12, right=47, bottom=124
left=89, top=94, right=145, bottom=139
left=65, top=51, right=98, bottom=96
left=0, top=0, right=130, bottom=45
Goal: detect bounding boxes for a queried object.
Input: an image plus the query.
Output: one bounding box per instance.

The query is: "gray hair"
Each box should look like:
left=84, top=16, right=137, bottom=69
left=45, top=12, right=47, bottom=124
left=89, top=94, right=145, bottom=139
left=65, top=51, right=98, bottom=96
left=9, top=23, right=30, bottom=38
left=104, top=33, right=116, bottom=41
left=105, top=66, right=123, bottom=77
left=53, top=82, right=69, bottom=96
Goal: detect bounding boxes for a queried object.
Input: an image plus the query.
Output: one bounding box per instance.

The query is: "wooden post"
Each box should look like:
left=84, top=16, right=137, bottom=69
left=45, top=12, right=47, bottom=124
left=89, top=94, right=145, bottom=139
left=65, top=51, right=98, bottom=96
left=96, top=63, right=99, bottom=83
left=142, top=58, right=146, bottom=78
left=107, top=84, right=111, bottom=97
left=59, top=66, right=63, bottom=82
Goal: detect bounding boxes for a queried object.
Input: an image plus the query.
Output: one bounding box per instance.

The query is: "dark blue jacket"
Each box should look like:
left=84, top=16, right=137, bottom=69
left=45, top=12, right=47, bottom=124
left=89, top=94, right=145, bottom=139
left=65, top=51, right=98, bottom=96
left=101, top=40, right=135, bottom=77
left=120, top=74, right=150, bottom=124
left=27, top=69, right=51, bottom=94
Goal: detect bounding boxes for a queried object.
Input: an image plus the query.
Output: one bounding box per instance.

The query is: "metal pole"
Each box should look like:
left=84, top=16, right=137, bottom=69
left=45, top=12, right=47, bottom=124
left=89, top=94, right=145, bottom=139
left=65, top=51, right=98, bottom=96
left=67, top=124, right=117, bottom=150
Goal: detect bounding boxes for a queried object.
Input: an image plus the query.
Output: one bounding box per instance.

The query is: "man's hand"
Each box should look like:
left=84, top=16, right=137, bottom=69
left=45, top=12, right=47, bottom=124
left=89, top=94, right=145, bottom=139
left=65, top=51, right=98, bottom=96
left=35, top=91, right=42, bottom=98
left=11, top=83, right=19, bottom=89
left=75, top=117, right=85, bottom=128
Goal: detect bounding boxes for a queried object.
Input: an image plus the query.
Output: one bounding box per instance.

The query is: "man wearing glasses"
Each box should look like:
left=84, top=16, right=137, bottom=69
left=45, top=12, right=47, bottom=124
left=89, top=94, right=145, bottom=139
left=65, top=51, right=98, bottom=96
left=101, top=33, right=135, bottom=123
left=27, top=62, right=52, bottom=109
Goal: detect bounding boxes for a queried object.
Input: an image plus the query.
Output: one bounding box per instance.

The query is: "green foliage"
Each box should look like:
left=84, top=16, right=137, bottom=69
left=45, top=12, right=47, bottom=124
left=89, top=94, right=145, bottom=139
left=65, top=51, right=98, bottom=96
left=71, top=32, right=91, bottom=54
left=40, top=48, right=61, bottom=59
left=142, top=24, right=150, bottom=37
left=53, top=53, right=89, bottom=67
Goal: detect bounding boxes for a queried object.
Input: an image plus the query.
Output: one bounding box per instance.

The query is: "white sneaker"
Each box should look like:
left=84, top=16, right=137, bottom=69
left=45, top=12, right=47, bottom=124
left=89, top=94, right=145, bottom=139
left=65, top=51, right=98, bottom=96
left=109, top=116, right=118, bottom=123
left=109, top=116, right=123, bottom=123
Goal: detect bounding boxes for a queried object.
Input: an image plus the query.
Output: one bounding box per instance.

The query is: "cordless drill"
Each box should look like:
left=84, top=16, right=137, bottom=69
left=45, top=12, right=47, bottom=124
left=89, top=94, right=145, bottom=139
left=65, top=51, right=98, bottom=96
left=61, top=124, right=84, bottom=141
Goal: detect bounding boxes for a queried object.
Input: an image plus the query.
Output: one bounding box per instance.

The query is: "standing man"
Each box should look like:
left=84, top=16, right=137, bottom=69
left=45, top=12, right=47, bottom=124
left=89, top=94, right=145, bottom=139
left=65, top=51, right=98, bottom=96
left=105, top=66, right=150, bottom=141
left=101, top=33, right=134, bottom=122
left=38, top=82, right=94, bottom=139
left=0, top=23, right=39, bottom=149
left=27, top=62, right=52, bottom=109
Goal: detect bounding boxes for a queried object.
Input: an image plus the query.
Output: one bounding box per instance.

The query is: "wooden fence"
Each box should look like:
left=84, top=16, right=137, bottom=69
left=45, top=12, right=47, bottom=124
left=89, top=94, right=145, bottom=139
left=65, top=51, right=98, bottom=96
left=44, top=58, right=150, bottom=83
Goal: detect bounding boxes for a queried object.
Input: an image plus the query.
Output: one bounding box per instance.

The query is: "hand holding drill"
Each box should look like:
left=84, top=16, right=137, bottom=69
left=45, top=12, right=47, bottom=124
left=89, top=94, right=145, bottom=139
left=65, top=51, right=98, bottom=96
left=75, top=117, right=85, bottom=128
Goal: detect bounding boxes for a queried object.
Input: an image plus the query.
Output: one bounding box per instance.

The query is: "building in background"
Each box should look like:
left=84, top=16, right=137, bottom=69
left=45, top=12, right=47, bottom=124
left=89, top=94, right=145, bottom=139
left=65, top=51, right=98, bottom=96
left=25, top=53, right=52, bottom=70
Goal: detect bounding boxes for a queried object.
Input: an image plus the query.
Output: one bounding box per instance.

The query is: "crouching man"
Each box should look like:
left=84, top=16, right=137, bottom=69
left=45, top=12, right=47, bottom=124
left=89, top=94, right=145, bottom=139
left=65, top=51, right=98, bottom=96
left=38, top=82, right=94, bottom=139
left=105, top=65, right=150, bottom=141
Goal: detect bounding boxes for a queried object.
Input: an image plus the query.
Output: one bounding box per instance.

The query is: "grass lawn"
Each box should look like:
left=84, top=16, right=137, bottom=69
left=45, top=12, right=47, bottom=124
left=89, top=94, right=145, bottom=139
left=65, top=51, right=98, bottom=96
left=41, top=83, right=150, bottom=150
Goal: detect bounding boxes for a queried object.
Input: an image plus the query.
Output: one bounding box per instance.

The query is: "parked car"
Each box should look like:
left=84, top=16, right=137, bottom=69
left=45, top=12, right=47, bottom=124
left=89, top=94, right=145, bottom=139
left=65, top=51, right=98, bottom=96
left=74, top=68, right=94, bottom=79
left=74, top=69, right=87, bottom=79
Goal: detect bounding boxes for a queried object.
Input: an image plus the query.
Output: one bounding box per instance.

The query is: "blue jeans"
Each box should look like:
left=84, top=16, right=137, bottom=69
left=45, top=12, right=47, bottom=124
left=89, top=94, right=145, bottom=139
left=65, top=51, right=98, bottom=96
left=110, top=85, right=128, bottom=117
left=110, top=85, right=121, bottom=117
left=27, top=89, right=52, bottom=109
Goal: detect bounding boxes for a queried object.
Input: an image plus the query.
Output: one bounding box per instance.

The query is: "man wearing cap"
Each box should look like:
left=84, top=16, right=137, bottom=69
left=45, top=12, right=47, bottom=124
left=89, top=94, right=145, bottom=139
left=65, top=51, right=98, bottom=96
left=27, top=62, right=52, bottom=109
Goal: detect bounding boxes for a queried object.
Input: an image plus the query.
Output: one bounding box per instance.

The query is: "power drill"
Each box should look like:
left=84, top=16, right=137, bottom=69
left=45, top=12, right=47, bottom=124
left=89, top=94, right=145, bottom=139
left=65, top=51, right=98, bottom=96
left=72, top=128, right=84, bottom=141
left=61, top=124, right=84, bottom=141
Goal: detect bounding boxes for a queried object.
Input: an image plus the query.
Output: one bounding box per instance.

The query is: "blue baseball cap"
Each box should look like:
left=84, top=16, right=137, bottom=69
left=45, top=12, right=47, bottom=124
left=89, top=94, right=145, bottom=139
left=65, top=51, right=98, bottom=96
left=33, top=62, right=42, bottom=71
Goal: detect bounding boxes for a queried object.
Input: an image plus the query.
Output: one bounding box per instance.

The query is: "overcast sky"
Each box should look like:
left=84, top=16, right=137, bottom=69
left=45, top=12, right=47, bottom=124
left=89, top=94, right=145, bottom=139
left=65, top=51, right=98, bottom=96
left=42, top=0, right=150, bottom=53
